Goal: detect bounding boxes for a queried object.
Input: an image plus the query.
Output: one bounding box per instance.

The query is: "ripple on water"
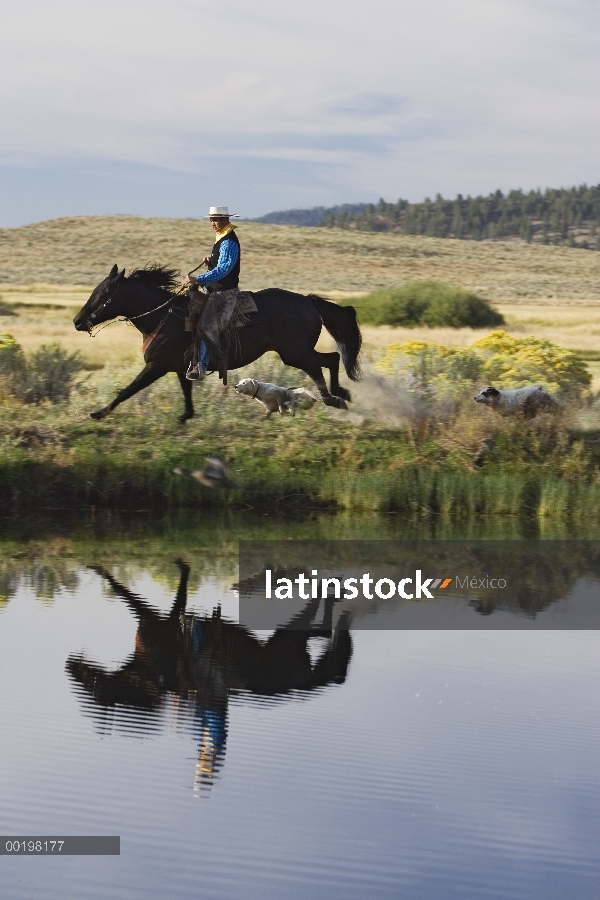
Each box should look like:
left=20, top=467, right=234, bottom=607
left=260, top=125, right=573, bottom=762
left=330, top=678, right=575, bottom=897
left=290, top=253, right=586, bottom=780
left=0, top=574, right=598, bottom=900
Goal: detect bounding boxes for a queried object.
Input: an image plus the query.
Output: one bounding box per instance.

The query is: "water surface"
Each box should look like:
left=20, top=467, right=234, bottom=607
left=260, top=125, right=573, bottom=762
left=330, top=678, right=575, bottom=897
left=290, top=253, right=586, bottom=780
left=0, top=516, right=598, bottom=900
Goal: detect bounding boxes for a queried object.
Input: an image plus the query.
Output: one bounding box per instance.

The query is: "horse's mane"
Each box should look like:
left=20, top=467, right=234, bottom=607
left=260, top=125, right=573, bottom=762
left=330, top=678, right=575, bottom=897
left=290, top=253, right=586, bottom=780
left=127, top=263, right=180, bottom=293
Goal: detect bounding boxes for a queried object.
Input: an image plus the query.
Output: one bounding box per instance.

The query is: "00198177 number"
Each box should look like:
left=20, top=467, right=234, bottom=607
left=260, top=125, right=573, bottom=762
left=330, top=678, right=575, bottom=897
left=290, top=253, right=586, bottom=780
left=5, top=840, right=64, bottom=852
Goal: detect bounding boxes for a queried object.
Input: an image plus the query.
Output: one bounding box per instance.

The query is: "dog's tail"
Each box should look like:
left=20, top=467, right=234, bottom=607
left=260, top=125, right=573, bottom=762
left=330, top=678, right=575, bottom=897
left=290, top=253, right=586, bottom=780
left=309, top=295, right=362, bottom=381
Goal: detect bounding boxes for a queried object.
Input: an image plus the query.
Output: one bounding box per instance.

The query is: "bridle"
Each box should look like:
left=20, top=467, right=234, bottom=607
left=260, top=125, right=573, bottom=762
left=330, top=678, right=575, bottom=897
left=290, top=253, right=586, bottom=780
left=87, top=277, right=186, bottom=336
left=88, top=278, right=124, bottom=333
left=90, top=278, right=123, bottom=321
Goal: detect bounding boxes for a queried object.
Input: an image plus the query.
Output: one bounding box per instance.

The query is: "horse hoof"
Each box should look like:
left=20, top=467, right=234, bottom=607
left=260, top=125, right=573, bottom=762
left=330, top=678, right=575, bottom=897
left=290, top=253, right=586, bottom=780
left=90, top=409, right=108, bottom=421
left=324, top=396, right=348, bottom=410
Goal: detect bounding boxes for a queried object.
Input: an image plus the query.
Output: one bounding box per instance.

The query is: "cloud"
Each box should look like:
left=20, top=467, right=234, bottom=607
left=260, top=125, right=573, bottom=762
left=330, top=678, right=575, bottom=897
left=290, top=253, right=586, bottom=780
left=0, top=0, right=599, bottom=224
left=328, top=93, right=410, bottom=118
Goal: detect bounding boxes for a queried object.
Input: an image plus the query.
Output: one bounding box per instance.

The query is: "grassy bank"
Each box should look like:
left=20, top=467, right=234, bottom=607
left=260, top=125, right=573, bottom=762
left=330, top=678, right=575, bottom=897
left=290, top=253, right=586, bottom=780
left=1, top=353, right=600, bottom=524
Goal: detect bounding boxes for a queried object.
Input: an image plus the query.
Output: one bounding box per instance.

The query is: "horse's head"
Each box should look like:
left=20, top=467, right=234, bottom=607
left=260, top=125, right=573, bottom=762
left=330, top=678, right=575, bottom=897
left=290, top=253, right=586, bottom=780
left=73, top=263, right=126, bottom=332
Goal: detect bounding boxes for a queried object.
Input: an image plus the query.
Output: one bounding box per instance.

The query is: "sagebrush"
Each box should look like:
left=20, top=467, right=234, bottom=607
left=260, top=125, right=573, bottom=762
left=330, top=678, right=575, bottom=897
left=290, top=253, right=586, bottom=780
left=343, top=280, right=504, bottom=328
left=0, top=334, right=85, bottom=402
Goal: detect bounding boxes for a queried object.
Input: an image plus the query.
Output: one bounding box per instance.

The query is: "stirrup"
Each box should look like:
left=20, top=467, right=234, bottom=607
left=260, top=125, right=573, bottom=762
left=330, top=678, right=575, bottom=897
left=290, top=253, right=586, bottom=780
left=186, top=363, right=204, bottom=381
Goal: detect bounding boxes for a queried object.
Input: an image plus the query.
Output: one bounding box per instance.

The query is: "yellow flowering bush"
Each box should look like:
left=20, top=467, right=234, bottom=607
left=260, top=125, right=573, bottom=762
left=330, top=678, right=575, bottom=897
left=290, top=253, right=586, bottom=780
left=0, top=333, right=20, bottom=353
left=470, top=331, right=591, bottom=395
left=375, top=340, right=483, bottom=404
left=376, top=331, right=590, bottom=404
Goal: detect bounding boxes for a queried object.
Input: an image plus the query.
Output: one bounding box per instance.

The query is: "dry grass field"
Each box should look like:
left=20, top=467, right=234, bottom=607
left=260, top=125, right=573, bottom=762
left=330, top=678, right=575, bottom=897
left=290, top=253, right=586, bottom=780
left=2, top=215, right=600, bottom=299
left=2, top=215, right=600, bottom=380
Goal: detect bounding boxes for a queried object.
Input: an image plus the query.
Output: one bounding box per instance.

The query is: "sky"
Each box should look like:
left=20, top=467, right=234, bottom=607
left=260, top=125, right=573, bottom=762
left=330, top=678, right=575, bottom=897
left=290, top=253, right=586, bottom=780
left=0, top=0, right=599, bottom=226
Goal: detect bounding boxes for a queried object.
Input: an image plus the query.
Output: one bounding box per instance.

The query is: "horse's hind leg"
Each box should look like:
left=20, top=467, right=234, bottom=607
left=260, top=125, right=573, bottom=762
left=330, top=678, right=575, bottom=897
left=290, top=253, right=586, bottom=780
left=176, top=372, right=195, bottom=423
left=280, top=349, right=349, bottom=409
left=321, top=351, right=352, bottom=402
left=297, top=365, right=348, bottom=409
left=90, top=363, right=167, bottom=420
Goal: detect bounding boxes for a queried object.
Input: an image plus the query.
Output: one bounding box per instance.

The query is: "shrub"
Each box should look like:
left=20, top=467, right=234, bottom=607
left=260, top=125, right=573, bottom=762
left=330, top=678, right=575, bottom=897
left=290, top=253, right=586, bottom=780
left=24, top=343, right=87, bottom=402
left=470, top=331, right=591, bottom=396
left=375, top=331, right=591, bottom=407
left=0, top=334, right=27, bottom=393
left=0, top=335, right=86, bottom=403
left=0, top=333, right=24, bottom=367
left=344, top=280, right=504, bottom=328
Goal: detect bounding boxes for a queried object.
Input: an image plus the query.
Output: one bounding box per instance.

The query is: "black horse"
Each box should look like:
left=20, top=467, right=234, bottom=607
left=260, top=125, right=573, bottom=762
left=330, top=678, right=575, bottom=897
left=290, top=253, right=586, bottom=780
left=73, top=264, right=362, bottom=423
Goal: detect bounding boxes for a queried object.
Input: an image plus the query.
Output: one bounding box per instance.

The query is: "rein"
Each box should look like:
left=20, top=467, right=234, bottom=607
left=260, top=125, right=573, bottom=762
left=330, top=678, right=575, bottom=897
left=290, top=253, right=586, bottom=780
left=127, top=295, right=176, bottom=321
left=88, top=278, right=188, bottom=337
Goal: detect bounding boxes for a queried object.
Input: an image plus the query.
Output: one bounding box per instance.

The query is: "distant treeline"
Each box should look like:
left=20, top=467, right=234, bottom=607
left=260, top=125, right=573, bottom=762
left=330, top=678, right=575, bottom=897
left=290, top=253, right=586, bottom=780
left=254, top=185, right=600, bottom=249
left=253, top=204, right=367, bottom=227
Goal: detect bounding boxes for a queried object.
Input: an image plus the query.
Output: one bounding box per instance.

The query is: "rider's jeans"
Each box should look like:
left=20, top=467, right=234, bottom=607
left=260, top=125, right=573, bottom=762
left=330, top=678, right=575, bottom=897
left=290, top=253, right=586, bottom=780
left=200, top=342, right=210, bottom=372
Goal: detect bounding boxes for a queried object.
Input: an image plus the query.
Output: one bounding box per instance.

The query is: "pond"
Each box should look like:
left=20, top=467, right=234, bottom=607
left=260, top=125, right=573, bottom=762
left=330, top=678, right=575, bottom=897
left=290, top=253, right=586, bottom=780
left=0, top=512, right=598, bottom=900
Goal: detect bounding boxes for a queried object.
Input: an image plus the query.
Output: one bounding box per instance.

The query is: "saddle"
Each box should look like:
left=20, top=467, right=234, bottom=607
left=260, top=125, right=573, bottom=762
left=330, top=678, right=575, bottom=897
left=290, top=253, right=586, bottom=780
left=186, top=288, right=258, bottom=384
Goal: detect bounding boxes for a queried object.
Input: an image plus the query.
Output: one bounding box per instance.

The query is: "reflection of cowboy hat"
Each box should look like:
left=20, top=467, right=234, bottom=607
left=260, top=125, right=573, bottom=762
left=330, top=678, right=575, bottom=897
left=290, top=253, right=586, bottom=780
left=206, top=206, right=239, bottom=218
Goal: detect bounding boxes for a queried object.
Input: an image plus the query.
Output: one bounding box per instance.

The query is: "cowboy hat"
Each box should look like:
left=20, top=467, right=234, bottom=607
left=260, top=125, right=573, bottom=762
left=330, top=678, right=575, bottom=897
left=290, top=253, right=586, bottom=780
left=206, top=206, right=239, bottom=218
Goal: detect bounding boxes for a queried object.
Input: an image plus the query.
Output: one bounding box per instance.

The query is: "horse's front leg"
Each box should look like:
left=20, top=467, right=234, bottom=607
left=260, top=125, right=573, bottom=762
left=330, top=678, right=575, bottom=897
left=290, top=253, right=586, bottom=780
left=169, top=559, right=190, bottom=619
left=176, top=372, right=195, bottom=423
left=90, top=362, right=167, bottom=420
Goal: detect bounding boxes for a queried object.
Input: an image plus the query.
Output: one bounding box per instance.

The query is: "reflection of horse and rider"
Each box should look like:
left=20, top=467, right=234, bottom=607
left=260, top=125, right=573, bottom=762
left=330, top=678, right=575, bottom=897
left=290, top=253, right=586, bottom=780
left=72, top=206, right=361, bottom=423
left=66, top=561, right=352, bottom=790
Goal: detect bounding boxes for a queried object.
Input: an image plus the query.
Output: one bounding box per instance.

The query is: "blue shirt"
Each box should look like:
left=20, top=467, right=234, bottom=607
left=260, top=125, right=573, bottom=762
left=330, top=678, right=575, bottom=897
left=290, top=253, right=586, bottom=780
left=196, top=238, right=240, bottom=285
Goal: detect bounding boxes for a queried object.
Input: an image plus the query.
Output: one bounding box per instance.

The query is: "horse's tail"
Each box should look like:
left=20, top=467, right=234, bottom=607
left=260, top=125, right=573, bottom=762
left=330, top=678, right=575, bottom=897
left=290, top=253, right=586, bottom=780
left=309, top=295, right=362, bottom=381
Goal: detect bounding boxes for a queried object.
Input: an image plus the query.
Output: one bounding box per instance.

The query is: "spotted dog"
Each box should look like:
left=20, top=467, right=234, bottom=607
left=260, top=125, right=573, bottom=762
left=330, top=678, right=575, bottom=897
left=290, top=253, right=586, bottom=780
left=474, top=386, right=563, bottom=419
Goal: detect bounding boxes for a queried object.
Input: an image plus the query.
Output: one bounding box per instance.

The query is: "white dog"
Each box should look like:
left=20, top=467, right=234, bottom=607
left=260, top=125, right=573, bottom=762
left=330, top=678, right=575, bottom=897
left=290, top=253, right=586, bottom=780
left=474, top=385, right=563, bottom=419
left=235, top=378, right=317, bottom=418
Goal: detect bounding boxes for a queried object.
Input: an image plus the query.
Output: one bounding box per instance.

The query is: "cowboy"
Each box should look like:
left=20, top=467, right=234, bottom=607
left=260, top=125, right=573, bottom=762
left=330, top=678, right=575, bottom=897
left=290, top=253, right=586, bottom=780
left=183, top=206, right=241, bottom=380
